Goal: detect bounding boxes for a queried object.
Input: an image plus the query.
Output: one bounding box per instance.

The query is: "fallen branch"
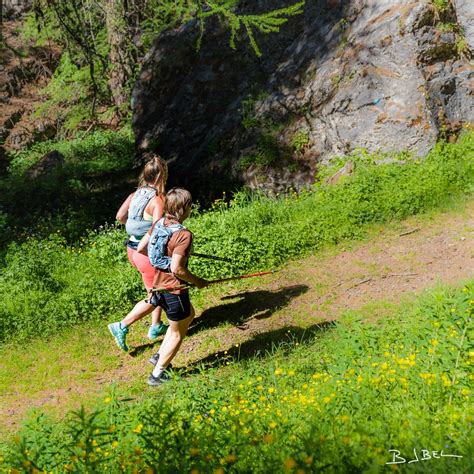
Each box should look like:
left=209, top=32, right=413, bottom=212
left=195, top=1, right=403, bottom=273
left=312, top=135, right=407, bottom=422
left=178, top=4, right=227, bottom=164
left=347, top=277, right=372, bottom=290
left=399, top=228, right=420, bottom=237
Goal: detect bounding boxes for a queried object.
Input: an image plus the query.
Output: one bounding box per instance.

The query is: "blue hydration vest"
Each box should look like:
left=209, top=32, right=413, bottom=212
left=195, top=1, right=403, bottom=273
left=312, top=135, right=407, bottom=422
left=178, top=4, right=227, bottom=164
left=148, top=217, right=185, bottom=271
left=125, top=186, right=157, bottom=240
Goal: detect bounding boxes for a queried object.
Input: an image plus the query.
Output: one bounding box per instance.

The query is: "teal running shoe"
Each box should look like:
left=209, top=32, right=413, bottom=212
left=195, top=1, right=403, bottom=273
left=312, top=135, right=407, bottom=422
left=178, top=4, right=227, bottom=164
left=108, top=322, right=129, bottom=351
left=147, top=322, right=169, bottom=340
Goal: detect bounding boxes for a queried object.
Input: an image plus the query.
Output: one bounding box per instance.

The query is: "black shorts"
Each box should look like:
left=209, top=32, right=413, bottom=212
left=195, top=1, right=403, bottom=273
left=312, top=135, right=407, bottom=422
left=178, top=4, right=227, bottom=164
left=147, top=291, right=191, bottom=322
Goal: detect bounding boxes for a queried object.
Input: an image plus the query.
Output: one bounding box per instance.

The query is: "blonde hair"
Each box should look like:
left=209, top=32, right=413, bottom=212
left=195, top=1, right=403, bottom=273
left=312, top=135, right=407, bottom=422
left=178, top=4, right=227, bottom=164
left=138, top=153, right=168, bottom=194
left=165, top=188, right=193, bottom=222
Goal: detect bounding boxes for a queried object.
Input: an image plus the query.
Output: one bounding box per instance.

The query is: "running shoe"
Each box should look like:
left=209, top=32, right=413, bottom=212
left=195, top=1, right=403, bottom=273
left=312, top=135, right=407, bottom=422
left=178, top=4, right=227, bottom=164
left=147, top=371, right=171, bottom=386
left=147, top=322, right=169, bottom=340
left=108, top=322, right=129, bottom=352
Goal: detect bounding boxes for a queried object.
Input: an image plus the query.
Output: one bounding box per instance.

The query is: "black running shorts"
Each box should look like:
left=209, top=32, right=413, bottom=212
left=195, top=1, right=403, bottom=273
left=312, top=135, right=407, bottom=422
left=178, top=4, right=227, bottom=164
left=147, top=291, right=191, bottom=322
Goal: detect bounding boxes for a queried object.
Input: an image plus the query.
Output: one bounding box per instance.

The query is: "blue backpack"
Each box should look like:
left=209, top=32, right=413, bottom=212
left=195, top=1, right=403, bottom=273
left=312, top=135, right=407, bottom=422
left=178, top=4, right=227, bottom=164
left=148, top=217, right=185, bottom=271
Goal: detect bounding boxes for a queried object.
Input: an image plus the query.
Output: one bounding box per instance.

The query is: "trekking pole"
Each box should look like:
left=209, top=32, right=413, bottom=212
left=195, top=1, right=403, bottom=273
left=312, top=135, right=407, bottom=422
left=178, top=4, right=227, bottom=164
left=206, top=270, right=277, bottom=285
left=152, top=270, right=278, bottom=293
left=191, top=252, right=232, bottom=263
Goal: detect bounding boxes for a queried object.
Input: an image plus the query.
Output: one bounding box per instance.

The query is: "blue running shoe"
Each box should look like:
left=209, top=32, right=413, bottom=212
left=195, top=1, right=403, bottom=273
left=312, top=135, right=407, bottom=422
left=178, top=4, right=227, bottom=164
left=147, top=322, right=169, bottom=340
left=108, top=322, right=129, bottom=351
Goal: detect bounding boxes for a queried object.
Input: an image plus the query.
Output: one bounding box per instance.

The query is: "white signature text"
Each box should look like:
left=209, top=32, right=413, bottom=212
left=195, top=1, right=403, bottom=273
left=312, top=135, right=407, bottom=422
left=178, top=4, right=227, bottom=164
left=386, top=449, right=463, bottom=465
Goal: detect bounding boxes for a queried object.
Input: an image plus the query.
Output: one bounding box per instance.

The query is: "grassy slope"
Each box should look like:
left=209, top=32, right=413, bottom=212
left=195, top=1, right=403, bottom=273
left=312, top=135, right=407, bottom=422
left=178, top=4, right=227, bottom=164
left=1, top=278, right=472, bottom=472
left=0, top=197, right=472, bottom=446
left=0, top=135, right=473, bottom=471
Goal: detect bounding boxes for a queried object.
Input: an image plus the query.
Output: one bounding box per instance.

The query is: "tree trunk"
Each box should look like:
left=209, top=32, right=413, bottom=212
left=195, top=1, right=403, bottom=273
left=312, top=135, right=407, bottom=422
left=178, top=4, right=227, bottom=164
left=104, top=0, right=134, bottom=116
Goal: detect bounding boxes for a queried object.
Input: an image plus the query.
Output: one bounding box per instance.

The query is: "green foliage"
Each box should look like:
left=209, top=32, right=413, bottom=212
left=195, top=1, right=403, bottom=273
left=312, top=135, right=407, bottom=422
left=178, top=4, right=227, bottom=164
left=290, top=129, right=310, bottom=152
left=192, top=132, right=474, bottom=278
left=8, top=126, right=134, bottom=175
left=240, top=95, right=260, bottom=129
left=0, top=225, right=143, bottom=344
left=238, top=133, right=280, bottom=170
left=240, top=91, right=271, bottom=130
left=0, top=133, right=472, bottom=344
left=0, top=127, right=135, bottom=242
left=432, top=0, right=449, bottom=13
left=204, top=1, right=305, bottom=56
left=25, top=1, right=305, bottom=131
left=456, top=35, right=469, bottom=56
left=1, top=281, right=472, bottom=472
left=34, top=52, right=111, bottom=133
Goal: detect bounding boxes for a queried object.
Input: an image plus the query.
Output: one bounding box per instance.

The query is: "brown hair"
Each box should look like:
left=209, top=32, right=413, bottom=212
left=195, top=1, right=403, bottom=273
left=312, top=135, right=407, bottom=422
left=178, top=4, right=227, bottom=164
left=138, top=152, right=168, bottom=194
left=165, top=188, right=193, bottom=222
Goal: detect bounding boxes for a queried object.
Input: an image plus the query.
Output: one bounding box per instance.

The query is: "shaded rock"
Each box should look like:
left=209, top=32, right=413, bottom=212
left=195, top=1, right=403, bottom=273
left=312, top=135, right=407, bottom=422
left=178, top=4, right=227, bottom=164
left=132, top=0, right=474, bottom=200
left=26, top=150, right=65, bottom=179
left=0, top=109, right=23, bottom=142
left=417, top=28, right=457, bottom=64
left=0, top=147, right=10, bottom=176
left=453, top=0, right=474, bottom=51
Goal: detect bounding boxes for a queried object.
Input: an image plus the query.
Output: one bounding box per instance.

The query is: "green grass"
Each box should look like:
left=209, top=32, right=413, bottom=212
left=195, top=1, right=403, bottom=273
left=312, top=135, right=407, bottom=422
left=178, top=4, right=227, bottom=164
left=1, top=280, right=472, bottom=473
left=0, top=132, right=473, bottom=345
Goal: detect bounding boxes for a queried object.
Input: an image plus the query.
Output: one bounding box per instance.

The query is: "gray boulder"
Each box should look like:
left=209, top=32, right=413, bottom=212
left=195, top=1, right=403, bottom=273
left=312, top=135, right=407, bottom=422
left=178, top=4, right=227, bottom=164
left=132, top=0, right=473, bottom=198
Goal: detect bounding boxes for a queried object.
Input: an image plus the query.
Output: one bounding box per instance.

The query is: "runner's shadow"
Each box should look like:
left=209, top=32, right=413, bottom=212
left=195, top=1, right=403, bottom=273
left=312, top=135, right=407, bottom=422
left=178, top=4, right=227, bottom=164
left=183, top=321, right=336, bottom=375
left=129, top=340, right=160, bottom=357
left=187, top=285, right=309, bottom=335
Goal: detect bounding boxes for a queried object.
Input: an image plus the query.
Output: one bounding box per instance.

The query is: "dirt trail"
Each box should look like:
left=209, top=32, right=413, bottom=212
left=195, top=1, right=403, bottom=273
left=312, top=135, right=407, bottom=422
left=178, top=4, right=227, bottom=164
left=1, top=200, right=473, bottom=434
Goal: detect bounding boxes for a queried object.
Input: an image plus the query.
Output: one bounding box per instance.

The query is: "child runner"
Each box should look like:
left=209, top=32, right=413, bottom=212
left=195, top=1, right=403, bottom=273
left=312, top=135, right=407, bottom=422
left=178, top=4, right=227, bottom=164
left=111, top=153, right=169, bottom=345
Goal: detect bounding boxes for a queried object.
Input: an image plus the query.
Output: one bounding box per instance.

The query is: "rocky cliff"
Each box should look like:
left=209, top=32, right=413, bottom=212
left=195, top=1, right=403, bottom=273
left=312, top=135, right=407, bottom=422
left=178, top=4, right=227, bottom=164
left=132, top=0, right=473, bottom=199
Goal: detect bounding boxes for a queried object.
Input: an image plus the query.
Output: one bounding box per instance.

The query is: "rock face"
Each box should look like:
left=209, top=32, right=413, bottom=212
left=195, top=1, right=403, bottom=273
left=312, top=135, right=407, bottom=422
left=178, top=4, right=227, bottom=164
left=3, top=0, right=32, bottom=19
left=132, top=0, right=473, bottom=199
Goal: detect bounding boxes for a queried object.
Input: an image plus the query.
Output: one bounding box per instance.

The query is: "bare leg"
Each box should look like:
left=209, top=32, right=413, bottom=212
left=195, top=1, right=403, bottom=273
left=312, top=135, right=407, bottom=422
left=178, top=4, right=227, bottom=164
left=122, top=300, right=155, bottom=327
left=151, top=306, right=162, bottom=325
left=157, top=305, right=195, bottom=368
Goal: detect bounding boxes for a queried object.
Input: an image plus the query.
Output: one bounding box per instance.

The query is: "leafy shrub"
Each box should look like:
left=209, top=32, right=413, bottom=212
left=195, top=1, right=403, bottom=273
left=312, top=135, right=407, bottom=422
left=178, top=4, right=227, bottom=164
left=0, top=128, right=135, bottom=243
left=0, top=226, right=143, bottom=343
left=0, top=133, right=473, bottom=343
left=1, top=281, right=472, bottom=472
left=190, top=132, right=474, bottom=278
left=290, top=129, right=310, bottom=152
left=7, top=126, right=134, bottom=175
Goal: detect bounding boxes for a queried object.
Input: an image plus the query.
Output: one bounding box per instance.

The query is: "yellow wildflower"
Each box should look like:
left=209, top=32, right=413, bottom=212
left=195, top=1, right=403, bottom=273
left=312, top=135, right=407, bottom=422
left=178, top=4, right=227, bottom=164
left=133, top=424, right=143, bottom=434
left=225, top=454, right=237, bottom=463
left=263, top=434, right=274, bottom=444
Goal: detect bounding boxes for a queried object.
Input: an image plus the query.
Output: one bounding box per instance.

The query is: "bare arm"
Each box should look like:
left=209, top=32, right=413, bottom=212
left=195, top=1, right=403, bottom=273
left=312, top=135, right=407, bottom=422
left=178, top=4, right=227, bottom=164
left=148, top=195, right=165, bottom=222
left=170, top=254, right=208, bottom=288
left=137, top=232, right=150, bottom=255
left=116, top=192, right=134, bottom=224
